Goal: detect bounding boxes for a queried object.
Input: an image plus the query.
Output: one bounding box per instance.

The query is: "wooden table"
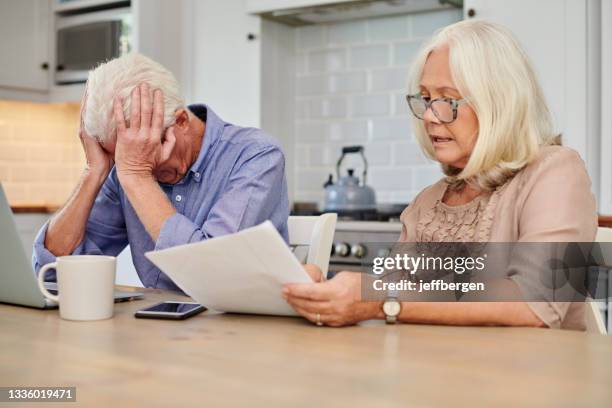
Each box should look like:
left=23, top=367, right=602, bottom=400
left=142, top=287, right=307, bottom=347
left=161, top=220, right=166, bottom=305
left=1, top=287, right=612, bottom=407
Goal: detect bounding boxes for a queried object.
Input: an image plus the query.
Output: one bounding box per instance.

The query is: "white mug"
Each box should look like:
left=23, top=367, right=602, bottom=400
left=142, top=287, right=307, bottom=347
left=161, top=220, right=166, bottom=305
left=37, top=255, right=117, bottom=321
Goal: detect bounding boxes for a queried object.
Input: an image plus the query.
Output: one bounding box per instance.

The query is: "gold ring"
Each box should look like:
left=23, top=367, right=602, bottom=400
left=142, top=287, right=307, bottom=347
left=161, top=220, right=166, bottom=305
left=316, top=313, right=323, bottom=326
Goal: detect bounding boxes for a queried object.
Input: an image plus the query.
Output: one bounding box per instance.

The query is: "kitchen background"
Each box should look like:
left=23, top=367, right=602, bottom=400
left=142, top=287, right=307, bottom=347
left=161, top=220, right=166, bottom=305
left=1, top=0, right=611, bottom=331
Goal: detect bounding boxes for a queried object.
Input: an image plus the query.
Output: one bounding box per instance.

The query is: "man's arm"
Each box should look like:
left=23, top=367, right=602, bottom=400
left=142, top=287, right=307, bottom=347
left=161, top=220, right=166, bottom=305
left=44, top=170, right=108, bottom=256
left=33, top=167, right=129, bottom=273
left=36, top=87, right=122, bottom=267
left=118, top=174, right=176, bottom=241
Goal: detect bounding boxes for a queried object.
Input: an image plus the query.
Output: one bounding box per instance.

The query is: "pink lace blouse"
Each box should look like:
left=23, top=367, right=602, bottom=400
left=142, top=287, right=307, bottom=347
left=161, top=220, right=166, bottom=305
left=398, top=145, right=598, bottom=329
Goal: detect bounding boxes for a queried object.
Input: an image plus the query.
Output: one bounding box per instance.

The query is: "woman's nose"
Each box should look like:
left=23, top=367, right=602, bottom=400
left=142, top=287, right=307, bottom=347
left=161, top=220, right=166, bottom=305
left=422, top=105, right=441, bottom=124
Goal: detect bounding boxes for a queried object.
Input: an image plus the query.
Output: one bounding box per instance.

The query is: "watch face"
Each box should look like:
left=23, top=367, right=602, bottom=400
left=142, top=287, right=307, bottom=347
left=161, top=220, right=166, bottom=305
left=383, top=300, right=401, bottom=317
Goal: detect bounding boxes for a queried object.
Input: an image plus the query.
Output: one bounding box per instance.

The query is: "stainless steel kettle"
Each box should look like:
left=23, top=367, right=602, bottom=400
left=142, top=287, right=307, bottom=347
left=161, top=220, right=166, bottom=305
left=323, top=146, right=377, bottom=212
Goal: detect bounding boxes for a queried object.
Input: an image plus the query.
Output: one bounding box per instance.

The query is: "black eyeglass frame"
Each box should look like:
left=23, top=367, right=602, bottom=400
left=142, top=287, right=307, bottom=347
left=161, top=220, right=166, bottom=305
left=405, top=93, right=468, bottom=124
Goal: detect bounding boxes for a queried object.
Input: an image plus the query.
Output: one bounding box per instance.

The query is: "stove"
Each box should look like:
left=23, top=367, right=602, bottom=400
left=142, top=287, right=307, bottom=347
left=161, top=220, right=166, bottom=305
left=291, top=204, right=407, bottom=277
left=328, top=220, right=402, bottom=276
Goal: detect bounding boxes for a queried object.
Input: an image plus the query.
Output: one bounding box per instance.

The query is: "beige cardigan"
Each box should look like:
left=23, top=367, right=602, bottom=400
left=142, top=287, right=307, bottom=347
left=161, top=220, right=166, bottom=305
left=399, top=145, right=598, bottom=329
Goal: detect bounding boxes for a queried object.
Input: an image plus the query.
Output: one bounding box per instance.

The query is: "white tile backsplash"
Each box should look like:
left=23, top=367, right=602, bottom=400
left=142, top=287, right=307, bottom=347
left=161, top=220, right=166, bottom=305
left=297, top=25, right=327, bottom=48
left=368, top=15, right=409, bottom=41
left=294, top=9, right=462, bottom=204
left=392, top=142, right=433, bottom=166
left=351, top=94, right=390, bottom=117
left=310, top=97, right=347, bottom=119
left=369, top=168, right=413, bottom=191
left=296, top=121, right=328, bottom=143
left=329, top=72, right=367, bottom=93
left=393, top=41, right=422, bottom=65
left=370, top=68, right=410, bottom=91
left=350, top=44, right=390, bottom=68
left=308, top=49, right=346, bottom=73
left=296, top=74, right=328, bottom=96
left=328, top=21, right=367, bottom=44
left=328, top=120, right=368, bottom=142
left=412, top=9, right=463, bottom=38
left=370, top=117, right=412, bottom=140
left=412, top=166, right=445, bottom=190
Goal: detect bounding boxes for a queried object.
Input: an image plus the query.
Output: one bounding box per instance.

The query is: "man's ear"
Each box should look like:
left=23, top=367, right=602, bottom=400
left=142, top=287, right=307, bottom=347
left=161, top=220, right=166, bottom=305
left=174, top=109, right=190, bottom=130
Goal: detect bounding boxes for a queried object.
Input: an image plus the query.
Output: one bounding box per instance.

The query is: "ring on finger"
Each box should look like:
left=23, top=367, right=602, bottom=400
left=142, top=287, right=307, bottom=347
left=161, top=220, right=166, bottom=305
left=316, top=313, right=323, bottom=327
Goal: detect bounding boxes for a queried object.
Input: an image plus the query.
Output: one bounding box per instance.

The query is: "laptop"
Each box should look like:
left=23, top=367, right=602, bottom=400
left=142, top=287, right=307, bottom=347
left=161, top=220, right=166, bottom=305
left=0, top=184, right=143, bottom=309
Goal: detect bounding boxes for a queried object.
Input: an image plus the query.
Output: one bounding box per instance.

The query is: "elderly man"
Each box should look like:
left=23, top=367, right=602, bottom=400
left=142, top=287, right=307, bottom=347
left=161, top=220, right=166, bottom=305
left=33, top=53, right=289, bottom=291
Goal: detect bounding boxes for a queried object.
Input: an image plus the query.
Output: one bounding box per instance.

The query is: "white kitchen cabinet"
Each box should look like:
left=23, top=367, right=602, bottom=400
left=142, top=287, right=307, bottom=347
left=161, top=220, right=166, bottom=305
left=181, top=0, right=295, bottom=201
left=0, top=0, right=51, bottom=98
left=463, top=0, right=601, bottom=207
left=183, top=0, right=262, bottom=127
left=246, top=0, right=352, bottom=14
left=48, top=0, right=186, bottom=103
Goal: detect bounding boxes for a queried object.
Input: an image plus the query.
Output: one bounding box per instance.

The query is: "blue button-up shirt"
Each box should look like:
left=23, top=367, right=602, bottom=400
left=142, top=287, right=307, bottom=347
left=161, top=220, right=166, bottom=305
left=33, top=105, right=289, bottom=292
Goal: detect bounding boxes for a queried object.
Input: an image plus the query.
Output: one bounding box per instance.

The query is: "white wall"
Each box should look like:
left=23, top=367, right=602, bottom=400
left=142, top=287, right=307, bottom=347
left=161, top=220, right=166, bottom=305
left=292, top=9, right=462, bottom=205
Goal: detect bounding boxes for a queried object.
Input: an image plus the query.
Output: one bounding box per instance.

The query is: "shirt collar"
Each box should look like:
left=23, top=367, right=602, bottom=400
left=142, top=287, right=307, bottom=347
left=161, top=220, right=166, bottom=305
left=187, top=104, right=224, bottom=178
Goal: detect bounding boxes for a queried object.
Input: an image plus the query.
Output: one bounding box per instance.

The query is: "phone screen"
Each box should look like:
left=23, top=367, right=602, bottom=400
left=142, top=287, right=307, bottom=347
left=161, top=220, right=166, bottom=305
left=143, top=302, right=203, bottom=314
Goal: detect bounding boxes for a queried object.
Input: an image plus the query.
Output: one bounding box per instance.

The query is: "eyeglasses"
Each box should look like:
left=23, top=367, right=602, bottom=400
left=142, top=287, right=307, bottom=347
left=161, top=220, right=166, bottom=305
left=405, top=93, right=468, bottom=124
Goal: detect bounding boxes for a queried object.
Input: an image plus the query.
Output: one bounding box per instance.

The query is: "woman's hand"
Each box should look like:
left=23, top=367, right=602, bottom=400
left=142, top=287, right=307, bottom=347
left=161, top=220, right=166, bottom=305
left=282, top=271, right=382, bottom=327
left=113, top=83, right=176, bottom=183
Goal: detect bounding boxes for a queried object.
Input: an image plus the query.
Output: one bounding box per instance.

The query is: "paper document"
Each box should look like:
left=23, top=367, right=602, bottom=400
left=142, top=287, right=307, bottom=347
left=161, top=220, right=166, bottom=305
left=145, top=221, right=312, bottom=316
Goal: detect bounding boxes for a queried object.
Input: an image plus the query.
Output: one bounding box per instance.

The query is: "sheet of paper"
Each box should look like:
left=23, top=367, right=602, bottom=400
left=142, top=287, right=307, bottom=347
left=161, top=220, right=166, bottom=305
left=145, top=221, right=312, bottom=316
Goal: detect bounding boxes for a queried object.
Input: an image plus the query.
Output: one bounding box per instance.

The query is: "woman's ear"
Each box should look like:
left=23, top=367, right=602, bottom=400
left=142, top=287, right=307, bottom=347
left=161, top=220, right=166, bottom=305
left=174, top=109, right=189, bottom=130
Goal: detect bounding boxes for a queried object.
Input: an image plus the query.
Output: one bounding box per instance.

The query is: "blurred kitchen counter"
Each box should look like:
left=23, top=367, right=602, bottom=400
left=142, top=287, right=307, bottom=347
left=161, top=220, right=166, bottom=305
left=11, top=205, right=59, bottom=214
left=1, top=287, right=611, bottom=407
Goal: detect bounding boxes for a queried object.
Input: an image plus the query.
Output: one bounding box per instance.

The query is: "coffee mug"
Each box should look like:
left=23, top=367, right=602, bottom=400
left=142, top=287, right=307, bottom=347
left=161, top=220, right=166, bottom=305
left=37, top=255, right=117, bottom=321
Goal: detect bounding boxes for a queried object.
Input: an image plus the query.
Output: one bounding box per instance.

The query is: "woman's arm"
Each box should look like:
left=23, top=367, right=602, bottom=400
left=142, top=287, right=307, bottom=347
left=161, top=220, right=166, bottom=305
left=395, top=300, right=545, bottom=327
left=283, top=270, right=546, bottom=327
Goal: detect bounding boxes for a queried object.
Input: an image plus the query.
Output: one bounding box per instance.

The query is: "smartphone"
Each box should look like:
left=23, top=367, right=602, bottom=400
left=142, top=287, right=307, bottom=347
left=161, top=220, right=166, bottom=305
left=134, top=301, right=206, bottom=320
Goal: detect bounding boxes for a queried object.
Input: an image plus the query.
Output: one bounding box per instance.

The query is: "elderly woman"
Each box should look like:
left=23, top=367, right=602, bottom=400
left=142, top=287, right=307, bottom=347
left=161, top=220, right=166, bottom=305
left=283, top=20, right=597, bottom=329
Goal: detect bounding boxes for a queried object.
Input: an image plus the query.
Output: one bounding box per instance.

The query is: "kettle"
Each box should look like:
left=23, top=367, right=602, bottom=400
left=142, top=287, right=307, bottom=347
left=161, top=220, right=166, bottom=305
left=323, top=146, right=377, bottom=212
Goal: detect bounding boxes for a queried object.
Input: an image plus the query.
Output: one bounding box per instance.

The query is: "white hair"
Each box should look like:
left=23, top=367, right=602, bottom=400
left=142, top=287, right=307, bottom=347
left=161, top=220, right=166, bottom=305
left=84, top=53, right=184, bottom=142
left=408, top=20, right=559, bottom=191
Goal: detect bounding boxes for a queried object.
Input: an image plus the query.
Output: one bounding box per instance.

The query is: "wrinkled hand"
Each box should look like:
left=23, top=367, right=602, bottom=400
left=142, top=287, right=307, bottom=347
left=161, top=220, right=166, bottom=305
left=304, top=264, right=323, bottom=282
left=113, top=83, right=176, bottom=182
left=79, top=87, right=113, bottom=179
left=282, top=271, right=381, bottom=327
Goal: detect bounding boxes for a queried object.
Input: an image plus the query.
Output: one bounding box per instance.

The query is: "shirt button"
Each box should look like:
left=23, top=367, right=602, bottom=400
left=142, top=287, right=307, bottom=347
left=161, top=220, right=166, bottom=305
left=175, top=195, right=182, bottom=202
left=194, top=172, right=200, bottom=179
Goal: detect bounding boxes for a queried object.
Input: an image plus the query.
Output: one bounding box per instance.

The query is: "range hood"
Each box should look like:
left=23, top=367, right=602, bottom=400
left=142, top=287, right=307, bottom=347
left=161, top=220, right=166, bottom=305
left=252, top=0, right=463, bottom=27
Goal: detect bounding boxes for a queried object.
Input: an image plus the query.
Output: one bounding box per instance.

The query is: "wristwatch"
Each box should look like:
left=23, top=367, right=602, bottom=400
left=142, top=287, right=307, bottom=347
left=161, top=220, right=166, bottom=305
left=382, top=297, right=401, bottom=324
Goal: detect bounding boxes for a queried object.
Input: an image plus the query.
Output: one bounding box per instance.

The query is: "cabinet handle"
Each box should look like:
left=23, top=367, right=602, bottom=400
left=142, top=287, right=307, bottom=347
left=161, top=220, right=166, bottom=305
left=56, top=64, right=65, bottom=71
left=41, top=62, right=49, bottom=70
left=467, top=8, right=476, bottom=17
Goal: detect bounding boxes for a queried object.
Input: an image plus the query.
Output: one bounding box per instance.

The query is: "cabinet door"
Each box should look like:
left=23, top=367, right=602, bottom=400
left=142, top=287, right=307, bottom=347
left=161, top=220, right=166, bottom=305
left=463, top=0, right=590, bottom=159
left=0, top=0, right=50, bottom=91
left=186, top=0, right=262, bottom=127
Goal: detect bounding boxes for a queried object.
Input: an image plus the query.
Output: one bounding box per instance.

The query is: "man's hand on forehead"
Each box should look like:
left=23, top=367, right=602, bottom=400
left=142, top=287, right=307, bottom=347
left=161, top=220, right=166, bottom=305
left=112, top=82, right=177, bottom=180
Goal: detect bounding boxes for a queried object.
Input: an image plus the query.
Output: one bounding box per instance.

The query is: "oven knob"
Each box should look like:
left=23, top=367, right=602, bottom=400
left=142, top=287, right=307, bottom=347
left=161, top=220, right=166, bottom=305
left=351, top=244, right=366, bottom=258
left=334, top=242, right=350, bottom=257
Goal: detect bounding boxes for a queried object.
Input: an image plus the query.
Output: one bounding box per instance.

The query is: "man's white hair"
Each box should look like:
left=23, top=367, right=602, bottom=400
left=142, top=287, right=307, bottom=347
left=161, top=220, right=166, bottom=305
left=84, top=53, right=184, bottom=142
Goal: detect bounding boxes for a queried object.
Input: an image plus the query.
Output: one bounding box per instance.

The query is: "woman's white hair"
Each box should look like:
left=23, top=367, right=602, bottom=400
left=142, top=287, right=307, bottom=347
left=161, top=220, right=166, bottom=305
left=84, top=53, right=184, bottom=142
left=408, top=19, right=559, bottom=192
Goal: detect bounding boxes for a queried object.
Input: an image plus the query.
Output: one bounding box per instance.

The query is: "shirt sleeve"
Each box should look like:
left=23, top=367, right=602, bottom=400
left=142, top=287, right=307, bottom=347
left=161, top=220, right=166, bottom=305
left=507, top=148, right=598, bottom=329
left=154, top=146, right=287, bottom=251
left=32, top=169, right=129, bottom=279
